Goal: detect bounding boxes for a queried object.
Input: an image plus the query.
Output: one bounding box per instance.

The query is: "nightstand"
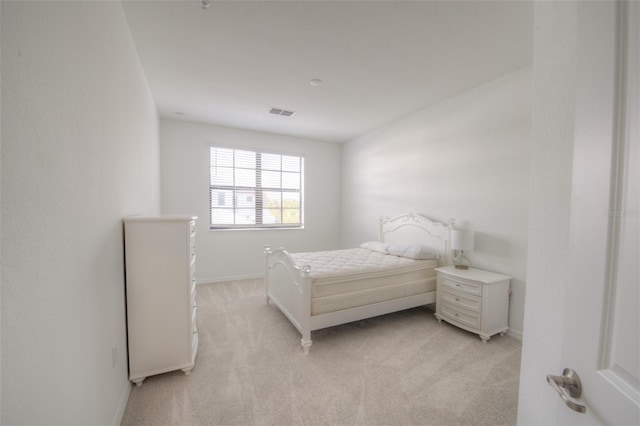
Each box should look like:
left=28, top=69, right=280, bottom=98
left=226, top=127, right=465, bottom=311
left=434, top=266, right=511, bottom=342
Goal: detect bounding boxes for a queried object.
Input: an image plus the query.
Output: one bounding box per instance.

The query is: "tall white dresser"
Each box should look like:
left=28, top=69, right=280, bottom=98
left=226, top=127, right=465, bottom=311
left=124, top=216, right=198, bottom=386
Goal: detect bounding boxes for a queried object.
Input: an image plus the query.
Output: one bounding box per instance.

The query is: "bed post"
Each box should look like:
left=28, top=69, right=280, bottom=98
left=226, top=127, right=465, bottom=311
left=264, top=245, right=272, bottom=304
left=299, top=264, right=313, bottom=354
left=379, top=215, right=389, bottom=241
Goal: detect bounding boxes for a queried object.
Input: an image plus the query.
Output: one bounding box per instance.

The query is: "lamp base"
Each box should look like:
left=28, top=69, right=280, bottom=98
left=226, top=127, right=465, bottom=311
left=453, top=250, right=470, bottom=270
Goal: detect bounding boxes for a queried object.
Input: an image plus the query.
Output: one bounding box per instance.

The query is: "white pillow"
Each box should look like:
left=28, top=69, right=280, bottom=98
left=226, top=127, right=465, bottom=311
left=359, top=241, right=389, bottom=254
left=386, top=243, right=438, bottom=260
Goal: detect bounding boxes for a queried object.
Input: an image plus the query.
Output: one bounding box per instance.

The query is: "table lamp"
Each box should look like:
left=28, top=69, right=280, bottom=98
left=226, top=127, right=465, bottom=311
left=451, top=229, right=475, bottom=270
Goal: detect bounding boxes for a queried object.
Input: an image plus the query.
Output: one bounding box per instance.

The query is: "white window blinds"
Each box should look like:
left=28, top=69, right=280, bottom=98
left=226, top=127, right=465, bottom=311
left=209, top=147, right=304, bottom=229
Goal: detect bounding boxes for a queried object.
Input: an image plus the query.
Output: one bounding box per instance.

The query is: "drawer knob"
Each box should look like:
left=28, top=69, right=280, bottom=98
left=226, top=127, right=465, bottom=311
left=455, top=298, right=460, bottom=301
left=454, top=313, right=459, bottom=317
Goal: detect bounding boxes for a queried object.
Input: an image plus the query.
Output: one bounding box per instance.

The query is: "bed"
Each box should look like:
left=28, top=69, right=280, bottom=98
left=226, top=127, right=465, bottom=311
left=264, top=213, right=453, bottom=353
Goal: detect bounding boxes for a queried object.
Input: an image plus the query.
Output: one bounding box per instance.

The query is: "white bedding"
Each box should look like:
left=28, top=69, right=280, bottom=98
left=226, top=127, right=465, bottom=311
left=290, top=248, right=438, bottom=315
left=290, top=247, right=435, bottom=278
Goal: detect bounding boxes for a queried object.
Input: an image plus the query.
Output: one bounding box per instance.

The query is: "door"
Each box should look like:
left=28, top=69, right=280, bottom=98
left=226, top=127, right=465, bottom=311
left=554, top=1, right=639, bottom=424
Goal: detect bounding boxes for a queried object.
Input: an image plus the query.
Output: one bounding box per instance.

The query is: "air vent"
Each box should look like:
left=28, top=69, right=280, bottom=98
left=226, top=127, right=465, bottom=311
left=269, top=108, right=296, bottom=117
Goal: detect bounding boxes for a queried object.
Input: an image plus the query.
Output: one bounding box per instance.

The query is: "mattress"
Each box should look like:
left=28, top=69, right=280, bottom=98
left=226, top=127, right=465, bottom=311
left=290, top=248, right=437, bottom=315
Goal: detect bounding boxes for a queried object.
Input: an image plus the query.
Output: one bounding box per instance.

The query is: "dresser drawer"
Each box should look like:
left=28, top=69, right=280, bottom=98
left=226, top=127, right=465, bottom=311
left=191, top=331, right=199, bottom=360
left=190, top=280, right=197, bottom=307
left=191, top=305, right=198, bottom=333
left=189, top=222, right=196, bottom=261
left=441, top=277, right=482, bottom=296
left=440, top=303, right=481, bottom=330
left=441, top=287, right=481, bottom=313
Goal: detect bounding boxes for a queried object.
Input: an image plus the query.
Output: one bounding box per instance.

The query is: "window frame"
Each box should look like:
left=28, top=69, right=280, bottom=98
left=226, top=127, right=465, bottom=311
left=208, top=145, right=305, bottom=231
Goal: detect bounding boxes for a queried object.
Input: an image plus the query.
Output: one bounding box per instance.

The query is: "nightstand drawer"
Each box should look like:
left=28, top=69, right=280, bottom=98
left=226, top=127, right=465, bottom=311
left=440, top=304, right=481, bottom=330
left=441, top=277, right=482, bottom=296
left=441, top=287, right=481, bottom=313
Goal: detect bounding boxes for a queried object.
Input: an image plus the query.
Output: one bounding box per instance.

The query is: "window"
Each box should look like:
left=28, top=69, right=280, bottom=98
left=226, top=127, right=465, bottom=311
left=209, top=147, right=304, bottom=229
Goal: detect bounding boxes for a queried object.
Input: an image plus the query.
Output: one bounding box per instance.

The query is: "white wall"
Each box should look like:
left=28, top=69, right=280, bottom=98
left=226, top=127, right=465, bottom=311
left=160, top=118, right=341, bottom=282
left=341, top=68, right=531, bottom=338
left=1, top=2, right=160, bottom=424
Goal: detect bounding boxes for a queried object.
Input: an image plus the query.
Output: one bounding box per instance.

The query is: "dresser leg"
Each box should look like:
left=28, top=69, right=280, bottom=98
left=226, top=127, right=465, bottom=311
left=480, top=335, right=490, bottom=343
left=132, top=378, right=145, bottom=387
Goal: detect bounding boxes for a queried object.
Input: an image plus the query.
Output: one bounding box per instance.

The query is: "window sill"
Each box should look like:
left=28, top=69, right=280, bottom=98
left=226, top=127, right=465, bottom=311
left=209, top=226, right=304, bottom=232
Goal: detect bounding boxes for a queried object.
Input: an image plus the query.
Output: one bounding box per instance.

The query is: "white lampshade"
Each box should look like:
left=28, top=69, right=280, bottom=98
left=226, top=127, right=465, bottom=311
left=451, top=229, right=475, bottom=251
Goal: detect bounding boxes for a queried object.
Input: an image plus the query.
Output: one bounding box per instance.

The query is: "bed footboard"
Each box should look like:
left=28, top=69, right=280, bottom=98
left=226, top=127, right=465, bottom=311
left=264, top=245, right=313, bottom=354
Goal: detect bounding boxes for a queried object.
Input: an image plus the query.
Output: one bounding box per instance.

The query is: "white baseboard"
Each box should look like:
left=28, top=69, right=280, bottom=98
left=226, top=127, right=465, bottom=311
left=507, top=328, right=523, bottom=341
left=197, top=273, right=264, bottom=285
left=111, top=380, right=132, bottom=426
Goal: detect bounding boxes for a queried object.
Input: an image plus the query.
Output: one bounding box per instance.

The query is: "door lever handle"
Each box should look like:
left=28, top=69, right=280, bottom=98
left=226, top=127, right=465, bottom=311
left=546, top=368, right=586, bottom=414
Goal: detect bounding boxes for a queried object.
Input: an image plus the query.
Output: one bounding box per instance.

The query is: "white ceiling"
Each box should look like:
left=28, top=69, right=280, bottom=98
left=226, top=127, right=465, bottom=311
left=122, top=0, right=533, bottom=143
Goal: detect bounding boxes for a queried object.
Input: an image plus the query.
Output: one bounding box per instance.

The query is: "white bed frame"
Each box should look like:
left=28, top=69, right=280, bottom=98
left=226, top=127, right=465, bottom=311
left=264, top=213, right=453, bottom=354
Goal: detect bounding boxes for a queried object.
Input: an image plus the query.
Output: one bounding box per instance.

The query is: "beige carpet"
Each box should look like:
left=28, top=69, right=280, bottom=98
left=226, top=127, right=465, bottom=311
left=121, top=279, right=521, bottom=426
